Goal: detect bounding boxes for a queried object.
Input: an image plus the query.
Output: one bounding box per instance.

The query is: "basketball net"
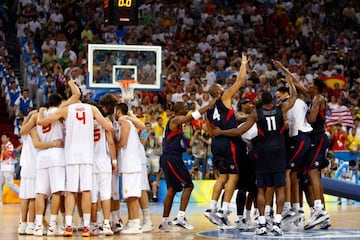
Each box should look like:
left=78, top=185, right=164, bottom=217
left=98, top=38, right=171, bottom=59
left=118, top=79, right=136, bottom=101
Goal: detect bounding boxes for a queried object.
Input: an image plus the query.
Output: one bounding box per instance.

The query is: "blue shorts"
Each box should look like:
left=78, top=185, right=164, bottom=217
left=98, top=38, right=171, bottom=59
left=305, top=133, right=329, bottom=172
left=287, top=132, right=311, bottom=170
left=211, top=138, right=241, bottom=175
left=256, top=172, right=286, bottom=187
left=160, top=153, right=193, bottom=192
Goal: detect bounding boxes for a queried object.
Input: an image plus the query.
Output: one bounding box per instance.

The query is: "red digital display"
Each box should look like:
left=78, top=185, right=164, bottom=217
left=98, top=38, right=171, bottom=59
left=104, top=0, right=138, bottom=26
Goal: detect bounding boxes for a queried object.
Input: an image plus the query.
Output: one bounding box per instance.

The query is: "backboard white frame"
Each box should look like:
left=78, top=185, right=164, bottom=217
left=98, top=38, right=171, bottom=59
left=87, top=44, right=162, bottom=90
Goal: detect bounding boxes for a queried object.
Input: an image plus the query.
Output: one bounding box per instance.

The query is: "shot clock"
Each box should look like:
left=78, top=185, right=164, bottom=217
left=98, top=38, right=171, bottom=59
left=104, top=0, right=138, bottom=26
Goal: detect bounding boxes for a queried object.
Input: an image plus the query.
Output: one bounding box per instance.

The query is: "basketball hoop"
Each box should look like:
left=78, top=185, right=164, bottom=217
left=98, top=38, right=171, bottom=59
left=118, top=79, right=136, bottom=101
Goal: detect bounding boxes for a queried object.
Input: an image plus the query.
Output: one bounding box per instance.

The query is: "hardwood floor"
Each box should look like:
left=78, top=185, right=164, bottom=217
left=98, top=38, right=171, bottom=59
left=1, top=201, right=360, bottom=240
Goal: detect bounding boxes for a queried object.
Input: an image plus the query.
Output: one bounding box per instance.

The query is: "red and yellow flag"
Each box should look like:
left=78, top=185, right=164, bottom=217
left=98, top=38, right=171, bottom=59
left=321, top=75, right=346, bottom=89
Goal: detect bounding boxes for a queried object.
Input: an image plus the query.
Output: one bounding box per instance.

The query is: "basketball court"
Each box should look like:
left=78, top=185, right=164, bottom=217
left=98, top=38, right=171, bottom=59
left=2, top=200, right=360, bottom=240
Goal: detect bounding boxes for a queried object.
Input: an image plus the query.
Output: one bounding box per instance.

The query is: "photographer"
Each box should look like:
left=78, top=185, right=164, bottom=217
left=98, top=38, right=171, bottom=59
left=145, top=130, right=162, bottom=176
left=189, top=127, right=211, bottom=179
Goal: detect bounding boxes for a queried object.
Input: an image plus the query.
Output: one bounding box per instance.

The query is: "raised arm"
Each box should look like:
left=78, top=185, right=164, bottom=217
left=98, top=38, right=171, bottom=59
left=280, top=74, right=297, bottom=114
left=58, top=79, right=81, bottom=108
left=222, top=54, right=248, bottom=104
left=273, top=60, right=307, bottom=96
left=271, top=60, right=297, bottom=120
left=308, top=96, right=320, bottom=123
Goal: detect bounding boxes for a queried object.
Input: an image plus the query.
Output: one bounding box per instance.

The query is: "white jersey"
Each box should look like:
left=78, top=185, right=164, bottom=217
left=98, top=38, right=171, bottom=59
left=65, top=103, right=94, bottom=165
left=287, top=98, right=313, bottom=137
left=19, top=134, right=37, bottom=178
left=36, top=107, right=65, bottom=169
left=118, top=120, right=146, bottom=173
left=93, top=119, right=111, bottom=173
left=240, top=122, right=258, bottom=145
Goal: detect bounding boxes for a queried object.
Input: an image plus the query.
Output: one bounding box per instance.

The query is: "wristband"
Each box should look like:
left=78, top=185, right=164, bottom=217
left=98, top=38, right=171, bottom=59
left=112, top=159, right=117, bottom=164
left=191, top=110, right=202, bottom=120
left=242, top=61, right=247, bottom=64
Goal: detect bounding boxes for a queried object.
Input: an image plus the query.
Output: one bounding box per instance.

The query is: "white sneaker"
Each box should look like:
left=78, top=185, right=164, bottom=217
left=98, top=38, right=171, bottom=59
left=47, top=225, right=57, bottom=236
left=216, top=210, right=233, bottom=229
left=255, top=224, right=267, bottom=235
left=204, top=209, right=222, bottom=226
left=280, top=209, right=295, bottom=230
left=294, top=210, right=305, bottom=228
left=271, top=223, right=283, bottom=236
left=56, top=224, right=65, bottom=235
left=142, top=219, right=154, bottom=232
left=265, top=215, right=273, bottom=230
left=320, top=218, right=331, bottom=230
left=18, top=223, right=27, bottom=235
left=172, top=217, right=194, bottom=230
left=304, top=209, right=329, bottom=230
left=121, top=222, right=142, bottom=234
left=90, top=224, right=99, bottom=236
left=158, top=221, right=179, bottom=232
left=235, top=218, right=254, bottom=231
left=33, top=225, right=44, bottom=236
left=25, top=224, right=35, bottom=235
left=101, top=223, right=114, bottom=236
left=111, top=219, right=124, bottom=233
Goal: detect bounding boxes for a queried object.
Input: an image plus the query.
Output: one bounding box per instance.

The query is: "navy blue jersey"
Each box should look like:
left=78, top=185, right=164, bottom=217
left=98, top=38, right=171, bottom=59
left=207, top=99, right=237, bottom=130
left=256, top=105, right=287, bottom=173
left=311, top=107, right=326, bottom=135
left=257, top=105, right=286, bottom=146
left=162, top=116, right=186, bottom=155
left=207, top=99, right=239, bottom=146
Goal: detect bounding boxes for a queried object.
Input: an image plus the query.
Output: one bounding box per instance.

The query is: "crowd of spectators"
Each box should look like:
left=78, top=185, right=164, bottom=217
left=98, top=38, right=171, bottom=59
left=1, top=0, right=360, bottom=183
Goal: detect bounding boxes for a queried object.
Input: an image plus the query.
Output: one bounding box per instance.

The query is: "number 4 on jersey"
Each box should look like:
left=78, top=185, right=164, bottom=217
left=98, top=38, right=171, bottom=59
left=213, top=107, right=221, bottom=121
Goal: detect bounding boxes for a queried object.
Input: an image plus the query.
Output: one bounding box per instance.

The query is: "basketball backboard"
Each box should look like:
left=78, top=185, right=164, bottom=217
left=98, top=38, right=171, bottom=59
left=87, top=44, right=162, bottom=91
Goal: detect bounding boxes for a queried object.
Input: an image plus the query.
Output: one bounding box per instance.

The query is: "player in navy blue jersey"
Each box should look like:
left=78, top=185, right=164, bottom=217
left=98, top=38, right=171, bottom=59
left=303, top=78, right=331, bottom=230
left=204, top=54, right=248, bottom=229
left=213, top=69, right=297, bottom=236
left=158, top=99, right=216, bottom=232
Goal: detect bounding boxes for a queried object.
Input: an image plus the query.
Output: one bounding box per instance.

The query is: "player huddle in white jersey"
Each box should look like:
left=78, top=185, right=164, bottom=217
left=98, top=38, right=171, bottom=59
left=17, top=80, right=153, bottom=237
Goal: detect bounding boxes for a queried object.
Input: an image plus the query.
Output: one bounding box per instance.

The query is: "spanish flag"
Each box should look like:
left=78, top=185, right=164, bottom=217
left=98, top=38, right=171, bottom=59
left=321, top=75, right=346, bottom=89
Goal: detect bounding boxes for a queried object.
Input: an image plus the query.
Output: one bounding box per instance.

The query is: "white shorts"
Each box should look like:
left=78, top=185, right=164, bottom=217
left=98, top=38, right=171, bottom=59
left=141, top=164, right=150, bottom=191
left=66, top=164, right=93, bottom=192
left=91, top=173, right=111, bottom=202
left=111, top=174, right=120, bottom=200
left=19, top=177, right=36, bottom=199
left=36, top=166, right=65, bottom=195
left=122, top=172, right=141, bottom=199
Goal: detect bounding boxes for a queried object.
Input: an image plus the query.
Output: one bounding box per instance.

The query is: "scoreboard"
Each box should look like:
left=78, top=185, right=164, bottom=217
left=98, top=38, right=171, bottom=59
left=104, top=0, right=138, bottom=26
